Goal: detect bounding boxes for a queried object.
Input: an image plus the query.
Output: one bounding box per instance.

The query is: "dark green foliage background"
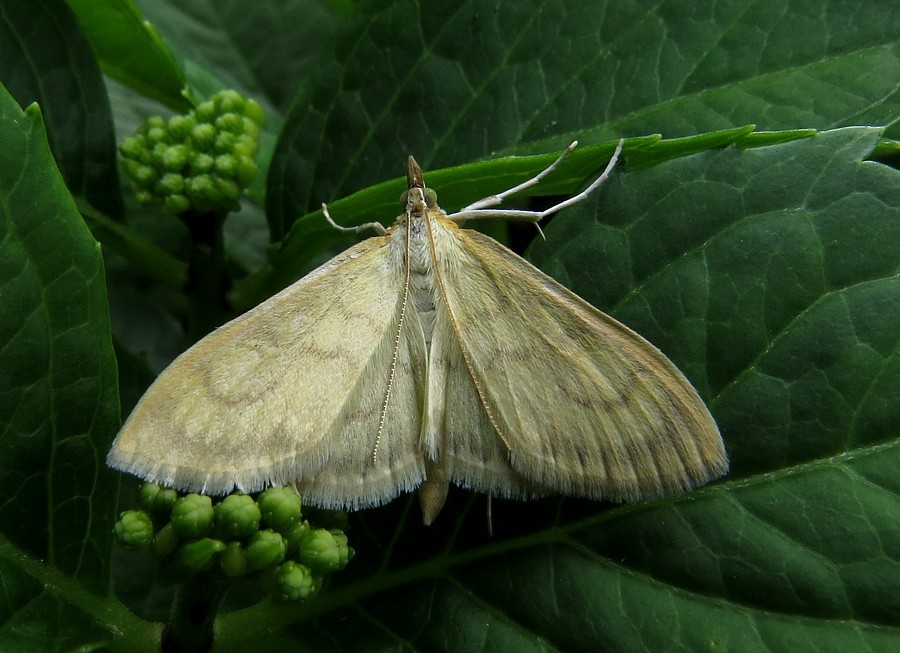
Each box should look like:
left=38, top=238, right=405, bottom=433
left=0, top=0, right=897, bottom=651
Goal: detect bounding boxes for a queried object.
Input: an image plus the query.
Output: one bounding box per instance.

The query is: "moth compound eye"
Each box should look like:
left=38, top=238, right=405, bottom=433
left=424, top=188, right=438, bottom=207
left=399, top=190, right=409, bottom=205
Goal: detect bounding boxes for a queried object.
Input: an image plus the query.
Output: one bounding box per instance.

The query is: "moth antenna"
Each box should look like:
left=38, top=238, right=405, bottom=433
left=533, top=138, right=624, bottom=217
left=460, top=140, right=579, bottom=212
left=446, top=138, right=625, bottom=225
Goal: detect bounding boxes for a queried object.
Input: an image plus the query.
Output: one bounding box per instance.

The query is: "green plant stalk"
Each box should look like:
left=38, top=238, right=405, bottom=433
left=182, top=210, right=231, bottom=344
left=162, top=573, right=229, bottom=653
left=0, top=535, right=161, bottom=653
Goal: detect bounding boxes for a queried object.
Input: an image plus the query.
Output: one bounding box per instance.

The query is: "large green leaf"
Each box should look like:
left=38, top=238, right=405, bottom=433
left=208, top=127, right=899, bottom=653
left=266, top=0, right=900, bottom=239
left=132, top=0, right=344, bottom=112
left=0, top=87, right=157, bottom=649
left=66, top=0, right=189, bottom=112
left=0, top=1, right=897, bottom=650
left=0, top=0, right=124, bottom=218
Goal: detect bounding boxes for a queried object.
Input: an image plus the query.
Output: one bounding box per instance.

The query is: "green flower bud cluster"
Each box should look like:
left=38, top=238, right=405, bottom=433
left=119, top=89, right=264, bottom=214
left=113, top=483, right=353, bottom=602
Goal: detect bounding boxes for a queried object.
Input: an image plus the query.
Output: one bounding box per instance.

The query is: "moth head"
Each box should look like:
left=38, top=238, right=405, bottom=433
left=401, top=155, right=438, bottom=210
left=399, top=187, right=438, bottom=209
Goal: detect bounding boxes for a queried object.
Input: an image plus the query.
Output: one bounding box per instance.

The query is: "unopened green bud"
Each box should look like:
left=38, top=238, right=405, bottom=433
left=120, top=135, right=146, bottom=160
left=151, top=142, right=169, bottom=164
left=220, top=541, right=248, bottom=577
left=244, top=99, right=264, bottom=126
left=145, top=126, right=169, bottom=145
left=215, top=89, right=245, bottom=113
left=115, top=510, right=154, bottom=549
left=157, top=172, right=186, bottom=195
left=214, top=112, right=243, bottom=134
left=139, top=482, right=179, bottom=514
left=168, top=114, right=197, bottom=140
left=233, top=134, right=258, bottom=158
left=215, top=493, right=261, bottom=538
left=187, top=174, right=216, bottom=196
left=191, top=122, right=217, bottom=149
left=132, top=164, right=158, bottom=187
left=299, top=529, right=352, bottom=573
left=163, top=193, right=191, bottom=214
left=138, top=148, right=154, bottom=166
left=161, top=144, right=189, bottom=171
left=273, top=561, right=316, bottom=602
left=153, top=522, right=179, bottom=557
left=245, top=529, right=286, bottom=571
left=235, top=156, right=257, bottom=187
left=283, top=520, right=309, bottom=557
left=122, top=159, right=143, bottom=178
left=174, top=538, right=226, bottom=572
left=241, top=116, right=260, bottom=140
left=190, top=153, right=215, bottom=174
left=144, top=116, right=166, bottom=130
left=213, top=131, right=237, bottom=154
left=258, top=487, right=302, bottom=533
left=215, top=177, right=240, bottom=202
left=186, top=175, right=219, bottom=211
left=195, top=100, right=217, bottom=123
left=171, top=494, right=215, bottom=538
left=122, top=91, right=263, bottom=212
left=214, top=154, right=238, bottom=179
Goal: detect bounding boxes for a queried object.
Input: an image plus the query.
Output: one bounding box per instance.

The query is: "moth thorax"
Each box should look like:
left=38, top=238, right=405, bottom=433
left=407, top=218, right=437, bottom=347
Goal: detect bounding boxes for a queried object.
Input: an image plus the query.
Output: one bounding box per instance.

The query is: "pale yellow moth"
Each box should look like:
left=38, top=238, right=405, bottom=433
left=108, top=141, right=728, bottom=524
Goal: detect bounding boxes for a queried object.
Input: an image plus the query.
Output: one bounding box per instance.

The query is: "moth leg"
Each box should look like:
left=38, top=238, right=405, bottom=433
left=445, top=139, right=624, bottom=226
left=322, top=203, right=387, bottom=236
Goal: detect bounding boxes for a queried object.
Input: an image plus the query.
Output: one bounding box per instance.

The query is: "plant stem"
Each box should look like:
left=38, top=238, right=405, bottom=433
left=162, top=573, right=228, bottom=653
left=182, top=209, right=230, bottom=343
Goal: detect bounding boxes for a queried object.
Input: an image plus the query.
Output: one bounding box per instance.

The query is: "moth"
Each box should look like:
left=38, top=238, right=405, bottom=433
left=108, top=141, right=728, bottom=524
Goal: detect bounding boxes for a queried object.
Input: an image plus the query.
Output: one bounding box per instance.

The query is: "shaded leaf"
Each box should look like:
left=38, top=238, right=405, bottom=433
left=266, top=0, right=900, bottom=238
left=132, top=0, right=341, bottom=111
left=0, top=86, right=135, bottom=648
left=0, top=1, right=895, bottom=650
left=214, top=127, right=899, bottom=653
left=0, top=0, right=124, bottom=218
left=66, top=0, right=189, bottom=112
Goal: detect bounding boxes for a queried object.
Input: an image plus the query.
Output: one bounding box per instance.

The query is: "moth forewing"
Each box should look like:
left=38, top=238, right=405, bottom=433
left=293, top=300, right=429, bottom=511
left=107, top=235, right=427, bottom=506
left=420, top=213, right=725, bottom=508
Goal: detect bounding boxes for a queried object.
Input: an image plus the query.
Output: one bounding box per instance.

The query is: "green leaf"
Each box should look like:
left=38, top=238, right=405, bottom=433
left=211, top=128, right=900, bottom=652
left=66, top=0, right=189, bottom=112
left=266, top=0, right=900, bottom=239
left=0, top=87, right=141, bottom=648
left=123, top=0, right=344, bottom=120
left=0, top=0, right=124, bottom=218
left=133, top=0, right=345, bottom=112
left=1, top=1, right=895, bottom=649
